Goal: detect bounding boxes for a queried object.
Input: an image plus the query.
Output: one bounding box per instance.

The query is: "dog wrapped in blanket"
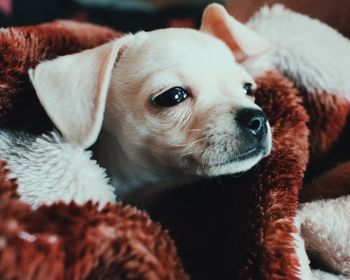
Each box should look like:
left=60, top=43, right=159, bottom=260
left=1, top=3, right=350, bottom=280
left=2, top=3, right=274, bottom=213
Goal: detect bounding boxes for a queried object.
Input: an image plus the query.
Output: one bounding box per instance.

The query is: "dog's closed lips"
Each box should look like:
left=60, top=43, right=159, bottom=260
left=209, top=147, right=259, bottom=167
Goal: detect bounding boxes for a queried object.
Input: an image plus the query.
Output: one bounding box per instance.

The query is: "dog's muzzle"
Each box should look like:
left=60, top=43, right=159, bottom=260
left=183, top=107, right=271, bottom=175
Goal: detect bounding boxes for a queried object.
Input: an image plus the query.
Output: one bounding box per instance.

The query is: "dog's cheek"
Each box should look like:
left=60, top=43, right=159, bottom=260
left=149, top=105, right=193, bottom=138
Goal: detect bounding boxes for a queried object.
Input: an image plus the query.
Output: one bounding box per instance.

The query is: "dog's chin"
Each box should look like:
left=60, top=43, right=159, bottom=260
left=204, top=154, right=263, bottom=176
left=196, top=147, right=270, bottom=177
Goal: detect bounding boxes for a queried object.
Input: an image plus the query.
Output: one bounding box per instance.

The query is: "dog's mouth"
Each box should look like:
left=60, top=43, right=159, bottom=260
left=192, top=143, right=271, bottom=176
left=209, top=147, right=260, bottom=167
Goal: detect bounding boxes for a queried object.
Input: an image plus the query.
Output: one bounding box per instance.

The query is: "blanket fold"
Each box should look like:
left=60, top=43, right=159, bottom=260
left=0, top=160, right=188, bottom=280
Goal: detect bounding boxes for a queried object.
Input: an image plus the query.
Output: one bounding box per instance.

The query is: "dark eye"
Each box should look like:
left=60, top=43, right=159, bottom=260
left=152, top=87, right=188, bottom=107
left=243, top=82, right=254, bottom=96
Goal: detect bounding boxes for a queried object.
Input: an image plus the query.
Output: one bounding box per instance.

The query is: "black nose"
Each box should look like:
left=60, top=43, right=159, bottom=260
left=236, top=108, right=267, bottom=139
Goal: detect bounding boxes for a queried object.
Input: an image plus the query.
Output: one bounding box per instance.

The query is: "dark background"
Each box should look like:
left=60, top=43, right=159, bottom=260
left=0, top=0, right=226, bottom=32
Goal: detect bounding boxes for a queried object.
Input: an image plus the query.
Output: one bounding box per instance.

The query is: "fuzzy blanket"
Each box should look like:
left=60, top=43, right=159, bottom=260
left=0, top=7, right=350, bottom=280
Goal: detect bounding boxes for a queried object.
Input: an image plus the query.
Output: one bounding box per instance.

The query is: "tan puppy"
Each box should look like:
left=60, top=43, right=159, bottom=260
left=29, top=4, right=272, bottom=196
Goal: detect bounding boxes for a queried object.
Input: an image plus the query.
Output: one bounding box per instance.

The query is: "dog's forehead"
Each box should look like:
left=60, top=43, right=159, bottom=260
left=131, top=28, right=238, bottom=69
left=113, top=28, right=251, bottom=101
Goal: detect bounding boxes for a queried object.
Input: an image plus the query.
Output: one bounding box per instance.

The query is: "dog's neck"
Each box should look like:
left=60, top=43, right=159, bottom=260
left=93, top=129, right=192, bottom=198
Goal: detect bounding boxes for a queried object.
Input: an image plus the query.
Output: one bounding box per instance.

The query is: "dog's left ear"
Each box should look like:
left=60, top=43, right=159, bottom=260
left=29, top=36, right=132, bottom=148
left=200, top=3, right=271, bottom=60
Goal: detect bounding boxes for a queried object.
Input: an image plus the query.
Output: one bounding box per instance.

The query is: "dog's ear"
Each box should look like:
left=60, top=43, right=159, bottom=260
left=29, top=36, right=131, bottom=148
left=200, top=3, right=271, bottom=61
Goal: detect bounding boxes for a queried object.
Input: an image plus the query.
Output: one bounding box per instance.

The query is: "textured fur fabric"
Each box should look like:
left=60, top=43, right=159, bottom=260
left=0, top=131, right=115, bottom=208
left=245, top=6, right=350, bottom=279
left=245, top=5, right=350, bottom=170
left=0, top=161, right=187, bottom=280
left=0, top=8, right=350, bottom=280
left=246, top=5, right=350, bottom=279
left=227, top=0, right=350, bottom=38
left=298, top=195, right=350, bottom=277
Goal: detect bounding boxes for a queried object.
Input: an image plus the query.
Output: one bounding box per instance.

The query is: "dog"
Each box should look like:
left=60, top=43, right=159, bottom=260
left=27, top=3, right=272, bottom=201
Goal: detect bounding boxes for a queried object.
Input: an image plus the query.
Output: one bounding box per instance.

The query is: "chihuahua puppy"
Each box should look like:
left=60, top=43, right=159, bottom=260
left=28, top=4, right=272, bottom=199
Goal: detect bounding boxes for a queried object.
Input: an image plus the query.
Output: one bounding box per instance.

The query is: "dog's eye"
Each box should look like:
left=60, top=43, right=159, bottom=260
left=243, top=83, right=254, bottom=96
left=153, top=87, right=188, bottom=107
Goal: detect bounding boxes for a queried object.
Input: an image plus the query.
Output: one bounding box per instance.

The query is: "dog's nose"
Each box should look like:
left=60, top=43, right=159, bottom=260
left=236, top=108, right=267, bottom=139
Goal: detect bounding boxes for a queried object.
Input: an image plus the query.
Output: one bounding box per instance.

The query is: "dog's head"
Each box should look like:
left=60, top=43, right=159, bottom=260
left=29, top=4, right=272, bottom=178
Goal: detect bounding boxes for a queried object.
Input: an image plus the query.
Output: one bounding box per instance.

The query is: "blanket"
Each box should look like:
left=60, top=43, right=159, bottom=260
left=0, top=7, right=349, bottom=280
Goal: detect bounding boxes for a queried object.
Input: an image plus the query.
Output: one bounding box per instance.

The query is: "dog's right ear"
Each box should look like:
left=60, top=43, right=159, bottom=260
left=29, top=35, right=132, bottom=148
left=200, top=3, right=271, bottom=61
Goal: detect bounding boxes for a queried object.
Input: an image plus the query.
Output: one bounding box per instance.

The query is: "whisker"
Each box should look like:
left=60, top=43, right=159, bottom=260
left=187, top=128, right=205, bottom=132
left=178, top=135, right=211, bottom=172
